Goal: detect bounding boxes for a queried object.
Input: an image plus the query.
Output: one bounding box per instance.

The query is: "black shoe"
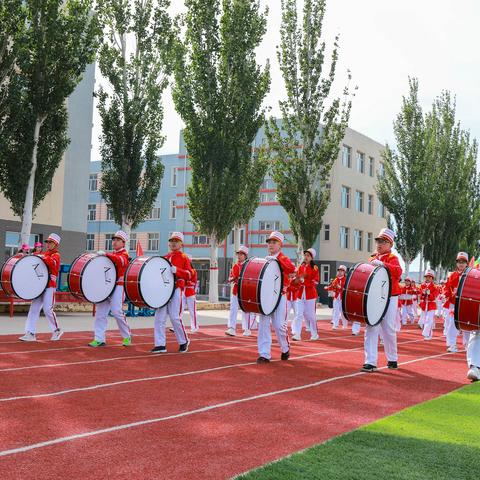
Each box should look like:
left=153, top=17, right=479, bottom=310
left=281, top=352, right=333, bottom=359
left=281, top=350, right=290, bottom=361
left=256, top=356, right=270, bottom=364
left=178, top=341, right=190, bottom=353
left=169, top=328, right=174, bottom=332
left=361, top=363, right=377, bottom=372
left=387, top=361, right=398, bottom=369
left=151, top=346, right=167, bottom=354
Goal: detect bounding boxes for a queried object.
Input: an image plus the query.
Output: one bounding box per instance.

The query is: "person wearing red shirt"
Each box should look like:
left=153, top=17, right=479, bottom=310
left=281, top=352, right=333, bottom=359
left=89, top=230, right=131, bottom=347
left=152, top=232, right=193, bottom=354
left=257, top=231, right=296, bottom=363
left=400, top=278, right=416, bottom=325
left=33, top=241, right=43, bottom=255
left=183, top=254, right=199, bottom=333
left=362, top=228, right=403, bottom=372
left=287, top=279, right=300, bottom=337
left=226, top=245, right=252, bottom=337
left=20, top=233, right=63, bottom=342
left=419, top=269, right=439, bottom=340
left=325, top=265, right=349, bottom=331
left=293, top=248, right=319, bottom=341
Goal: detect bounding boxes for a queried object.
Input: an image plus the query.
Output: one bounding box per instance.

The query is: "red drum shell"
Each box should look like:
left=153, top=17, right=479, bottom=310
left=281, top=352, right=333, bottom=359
left=455, top=267, right=480, bottom=331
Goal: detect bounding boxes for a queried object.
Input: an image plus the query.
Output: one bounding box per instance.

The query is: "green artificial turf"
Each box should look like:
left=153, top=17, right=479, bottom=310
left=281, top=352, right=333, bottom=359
left=237, top=382, right=480, bottom=480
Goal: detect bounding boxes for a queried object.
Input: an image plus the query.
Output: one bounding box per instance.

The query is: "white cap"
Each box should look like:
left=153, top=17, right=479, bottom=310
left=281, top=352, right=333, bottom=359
left=456, top=252, right=469, bottom=262
left=46, top=233, right=61, bottom=246
left=113, top=230, right=128, bottom=243
left=338, top=265, right=347, bottom=271
left=266, top=231, right=284, bottom=244
left=304, top=248, right=316, bottom=258
left=236, top=245, right=249, bottom=255
left=375, top=227, right=395, bottom=244
left=169, top=232, right=184, bottom=243
left=424, top=269, right=435, bottom=278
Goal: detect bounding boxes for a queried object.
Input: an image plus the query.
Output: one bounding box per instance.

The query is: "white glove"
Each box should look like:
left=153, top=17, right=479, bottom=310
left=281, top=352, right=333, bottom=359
left=300, top=277, right=305, bottom=283
left=371, top=259, right=383, bottom=266
left=426, top=289, right=430, bottom=295
left=97, top=250, right=105, bottom=256
left=171, top=266, right=177, bottom=274
left=265, top=256, right=275, bottom=261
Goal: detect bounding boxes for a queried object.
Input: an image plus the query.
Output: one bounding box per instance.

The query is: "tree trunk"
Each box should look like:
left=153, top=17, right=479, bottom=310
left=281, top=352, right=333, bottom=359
left=419, top=247, right=424, bottom=282
left=20, top=117, right=43, bottom=245
left=404, top=256, right=410, bottom=277
left=233, top=225, right=241, bottom=254
left=209, top=233, right=219, bottom=303
left=296, top=235, right=304, bottom=265
left=121, top=219, right=132, bottom=238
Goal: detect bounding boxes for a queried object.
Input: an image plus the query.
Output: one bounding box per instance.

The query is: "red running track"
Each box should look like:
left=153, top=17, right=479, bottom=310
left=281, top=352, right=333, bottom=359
left=0, top=323, right=468, bottom=479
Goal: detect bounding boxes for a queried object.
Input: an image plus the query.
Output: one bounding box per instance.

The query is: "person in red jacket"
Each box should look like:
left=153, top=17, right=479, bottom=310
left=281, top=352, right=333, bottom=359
left=20, top=234, right=63, bottom=342
left=362, top=228, right=403, bottom=372
left=287, top=279, right=300, bottom=336
left=257, top=231, right=296, bottom=363
left=184, top=254, right=199, bottom=333
left=33, top=241, right=43, bottom=255
left=400, top=278, right=416, bottom=325
left=89, top=230, right=131, bottom=347
left=294, top=248, right=320, bottom=341
left=226, top=245, right=252, bottom=336
left=152, top=232, right=193, bottom=353
left=325, top=265, right=351, bottom=331
left=419, top=269, right=439, bottom=340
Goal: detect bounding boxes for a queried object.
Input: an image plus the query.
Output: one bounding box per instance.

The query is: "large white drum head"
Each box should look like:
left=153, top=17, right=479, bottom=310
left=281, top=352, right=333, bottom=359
left=139, top=256, right=175, bottom=308
left=260, top=260, right=282, bottom=315
left=11, top=255, right=49, bottom=300
left=81, top=256, right=117, bottom=303
left=365, top=267, right=390, bottom=325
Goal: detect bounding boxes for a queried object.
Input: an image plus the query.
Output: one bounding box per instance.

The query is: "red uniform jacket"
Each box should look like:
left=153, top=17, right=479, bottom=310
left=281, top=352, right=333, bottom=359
left=286, top=282, right=300, bottom=302
left=185, top=268, right=198, bottom=298
left=443, top=271, right=461, bottom=308
left=228, top=261, right=245, bottom=296
left=273, top=252, right=296, bottom=294
left=369, top=251, right=403, bottom=296
left=400, top=285, right=416, bottom=305
left=326, top=276, right=346, bottom=300
left=419, top=282, right=438, bottom=311
left=41, top=249, right=61, bottom=288
left=164, top=250, right=193, bottom=290
left=296, top=262, right=319, bottom=300
left=106, top=248, right=130, bottom=285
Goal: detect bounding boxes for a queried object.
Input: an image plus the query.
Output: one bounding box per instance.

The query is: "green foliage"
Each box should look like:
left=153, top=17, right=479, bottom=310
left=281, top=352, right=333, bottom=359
left=96, top=0, right=174, bottom=230
left=265, top=0, right=353, bottom=253
left=172, top=0, right=270, bottom=242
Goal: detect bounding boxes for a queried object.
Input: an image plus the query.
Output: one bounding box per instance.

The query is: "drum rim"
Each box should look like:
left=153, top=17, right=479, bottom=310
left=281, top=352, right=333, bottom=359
left=454, top=266, right=470, bottom=331
left=124, top=255, right=176, bottom=309
left=67, top=253, right=117, bottom=304
left=0, top=254, right=49, bottom=300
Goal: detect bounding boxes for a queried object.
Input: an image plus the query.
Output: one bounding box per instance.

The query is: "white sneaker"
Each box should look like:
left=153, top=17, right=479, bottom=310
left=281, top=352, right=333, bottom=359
left=310, top=334, right=320, bottom=341
left=225, top=328, right=236, bottom=337
left=51, top=329, right=63, bottom=341
left=190, top=327, right=199, bottom=333
left=467, top=366, right=480, bottom=382
left=19, top=332, right=36, bottom=342
left=292, top=334, right=301, bottom=341
left=424, top=336, right=433, bottom=341
left=242, top=329, right=251, bottom=337
left=447, top=345, right=458, bottom=353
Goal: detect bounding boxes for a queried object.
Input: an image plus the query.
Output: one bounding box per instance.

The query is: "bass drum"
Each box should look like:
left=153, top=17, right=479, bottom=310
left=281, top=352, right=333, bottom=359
left=455, top=267, right=480, bottom=331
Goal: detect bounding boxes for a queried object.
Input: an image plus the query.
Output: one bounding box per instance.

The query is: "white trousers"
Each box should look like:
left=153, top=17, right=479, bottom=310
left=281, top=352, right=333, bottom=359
left=184, top=295, right=198, bottom=330
left=94, top=285, right=130, bottom=342
left=228, top=294, right=252, bottom=331
left=258, top=295, right=289, bottom=359
left=364, top=296, right=398, bottom=365
left=352, top=321, right=361, bottom=335
left=293, top=294, right=317, bottom=336
left=463, top=330, right=471, bottom=347
left=421, top=310, right=436, bottom=338
left=467, top=331, right=480, bottom=367
left=25, top=287, right=59, bottom=334
left=332, top=297, right=346, bottom=328
left=444, top=306, right=459, bottom=347
left=154, top=288, right=188, bottom=346
left=401, top=304, right=415, bottom=324
left=287, top=300, right=297, bottom=326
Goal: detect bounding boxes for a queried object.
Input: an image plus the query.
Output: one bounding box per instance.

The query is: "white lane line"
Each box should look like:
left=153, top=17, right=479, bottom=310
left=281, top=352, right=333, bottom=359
left=0, top=349, right=457, bottom=458
left=0, top=338, right=425, bottom=403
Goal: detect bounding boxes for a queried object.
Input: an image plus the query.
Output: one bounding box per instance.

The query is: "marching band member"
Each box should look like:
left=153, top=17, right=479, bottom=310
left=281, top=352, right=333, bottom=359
left=326, top=266, right=346, bottom=330
left=17, top=243, right=31, bottom=255
left=294, top=248, right=320, bottom=341
left=184, top=254, right=199, bottom=333
left=152, top=232, right=192, bottom=353
left=287, top=280, right=300, bottom=338
left=257, top=231, right=295, bottom=363
left=362, top=228, right=403, bottom=372
left=467, top=331, right=480, bottom=382
left=226, top=246, right=252, bottom=337
left=400, top=278, right=415, bottom=325
left=443, top=252, right=468, bottom=352
left=89, top=230, right=131, bottom=347
left=33, top=241, right=43, bottom=255
left=411, top=280, right=419, bottom=322
left=19, top=234, right=63, bottom=342
left=419, top=270, right=439, bottom=340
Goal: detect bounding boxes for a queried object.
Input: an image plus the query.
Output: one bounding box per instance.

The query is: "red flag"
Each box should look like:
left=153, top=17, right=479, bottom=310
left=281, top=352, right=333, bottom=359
left=469, top=256, right=475, bottom=267
left=136, top=241, right=144, bottom=257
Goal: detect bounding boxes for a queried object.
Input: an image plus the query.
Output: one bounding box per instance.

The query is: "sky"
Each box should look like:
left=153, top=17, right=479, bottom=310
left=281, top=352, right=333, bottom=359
left=91, top=0, right=480, bottom=158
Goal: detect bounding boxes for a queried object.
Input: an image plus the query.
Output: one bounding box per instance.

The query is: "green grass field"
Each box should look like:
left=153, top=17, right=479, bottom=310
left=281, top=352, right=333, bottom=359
left=237, top=382, right=480, bottom=480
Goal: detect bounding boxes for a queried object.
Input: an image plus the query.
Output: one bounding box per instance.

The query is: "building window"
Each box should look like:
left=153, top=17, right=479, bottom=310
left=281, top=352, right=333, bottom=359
left=149, top=207, right=161, bottom=219
left=229, top=228, right=245, bottom=245
left=89, top=174, right=98, bottom=191
left=193, top=234, right=209, bottom=245
left=258, top=234, right=267, bottom=244
left=86, top=234, right=95, bottom=251
left=368, top=194, right=374, bottom=215
left=340, top=226, right=349, bottom=249
left=354, top=229, right=363, bottom=251
left=341, top=186, right=350, bottom=208
left=378, top=162, right=385, bottom=177
left=260, top=191, right=277, bottom=203
left=105, top=234, right=113, bottom=251
left=355, top=190, right=364, bottom=212
left=106, top=206, right=114, bottom=221
left=369, top=157, right=375, bottom=177
left=342, top=145, right=351, bottom=168
left=367, top=232, right=373, bottom=253
left=324, top=224, right=330, bottom=241
left=87, top=204, right=96, bottom=221
left=148, top=233, right=160, bottom=251
left=261, top=178, right=275, bottom=189
left=357, top=151, right=365, bottom=173
left=259, top=220, right=281, bottom=231
left=320, top=265, right=330, bottom=285
left=129, top=233, right=137, bottom=251
left=377, top=201, right=386, bottom=218
left=171, top=166, right=178, bottom=187
left=169, top=199, right=177, bottom=219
